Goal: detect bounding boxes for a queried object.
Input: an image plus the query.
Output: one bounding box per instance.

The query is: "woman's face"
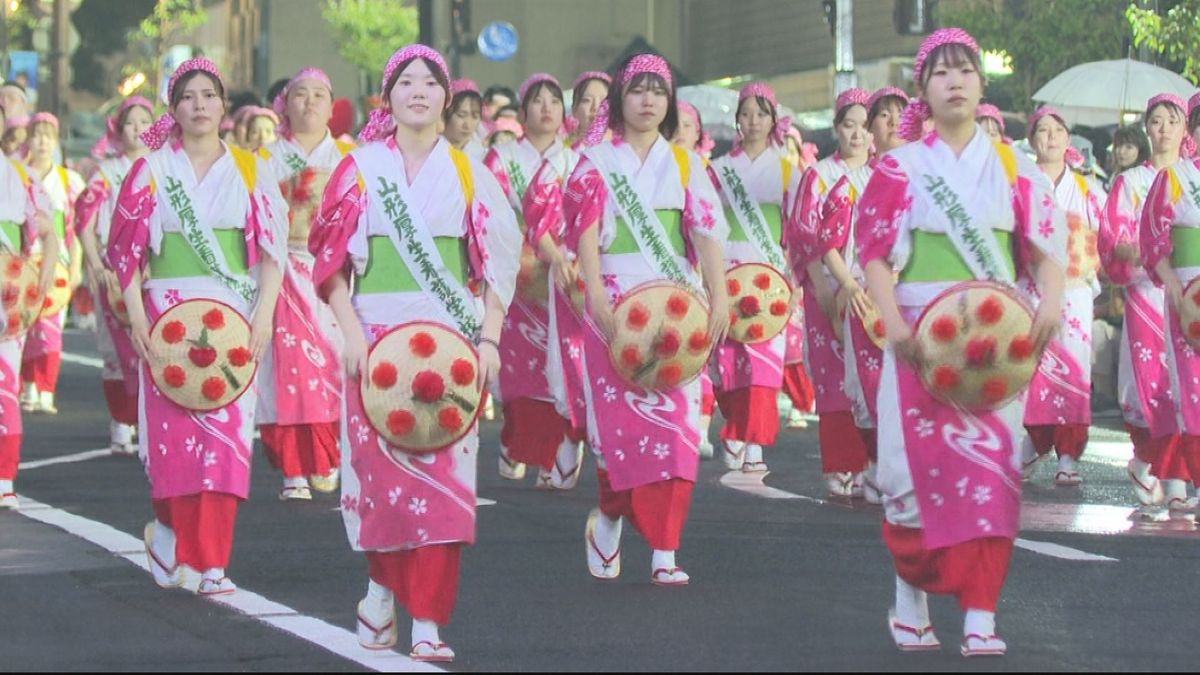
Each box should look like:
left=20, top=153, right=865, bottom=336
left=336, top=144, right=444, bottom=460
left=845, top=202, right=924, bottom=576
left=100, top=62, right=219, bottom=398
left=1112, top=141, right=1139, bottom=169
left=1146, top=104, right=1185, bottom=156
left=835, top=104, right=869, bottom=159
left=737, top=98, right=773, bottom=146
left=122, top=106, right=154, bottom=151
left=28, top=122, right=57, bottom=161
left=979, top=117, right=1002, bottom=141
left=673, top=111, right=698, bottom=149
left=172, top=74, right=224, bottom=139
left=573, top=79, right=608, bottom=131
left=247, top=115, right=277, bottom=149
left=523, top=86, right=564, bottom=137
left=443, top=98, right=481, bottom=146
left=869, top=101, right=904, bottom=152
left=621, top=77, right=669, bottom=135
left=286, top=78, right=333, bottom=135
left=1030, top=115, right=1069, bottom=164
left=388, top=59, right=446, bottom=132
left=921, top=53, right=983, bottom=128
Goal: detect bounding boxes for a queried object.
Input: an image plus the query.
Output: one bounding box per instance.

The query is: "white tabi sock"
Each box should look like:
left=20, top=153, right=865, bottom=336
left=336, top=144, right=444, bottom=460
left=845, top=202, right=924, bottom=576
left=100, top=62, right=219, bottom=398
left=725, top=440, right=745, bottom=454
left=894, top=576, right=930, bottom=626
left=367, top=579, right=394, bottom=604
left=1129, top=457, right=1152, bottom=477
left=152, top=520, right=176, bottom=565
left=1056, top=454, right=1077, bottom=473
left=201, top=567, right=226, bottom=582
left=963, top=608, right=996, bottom=637
left=595, top=512, right=622, bottom=550
left=283, top=476, right=309, bottom=489
left=411, top=618, right=440, bottom=645
left=1162, top=479, right=1188, bottom=502
left=744, top=444, right=763, bottom=464
left=0, top=479, right=11, bottom=493
left=651, top=549, right=676, bottom=571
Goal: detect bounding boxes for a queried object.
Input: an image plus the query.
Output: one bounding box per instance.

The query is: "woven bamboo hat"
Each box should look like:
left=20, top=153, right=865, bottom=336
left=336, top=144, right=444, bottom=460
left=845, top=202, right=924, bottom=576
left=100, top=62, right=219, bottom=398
left=608, top=281, right=711, bottom=390
left=515, top=243, right=550, bottom=306
left=0, top=253, right=43, bottom=339
left=106, top=280, right=130, bottom=326
left=35, top=257, right=71, bottom=319
left=148, top=299, right=257, bottom=411
left=361, top=321, right=482, bottom=454
left=282, top=167, right=331, bottom=243
left=725, top=263, right=792, bottom=344
left=913, top=281, right=1038, bottom=410
left=833, top=285, right=887, bottom=349
left=1182, top=277, right=1200, bottom=351
left=1065, top=213, right=1099, bottom=281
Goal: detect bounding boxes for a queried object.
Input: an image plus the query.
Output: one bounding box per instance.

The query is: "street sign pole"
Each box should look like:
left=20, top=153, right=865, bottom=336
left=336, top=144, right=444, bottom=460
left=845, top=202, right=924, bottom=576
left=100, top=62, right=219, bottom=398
left=833, top=0, right=857, bottom=96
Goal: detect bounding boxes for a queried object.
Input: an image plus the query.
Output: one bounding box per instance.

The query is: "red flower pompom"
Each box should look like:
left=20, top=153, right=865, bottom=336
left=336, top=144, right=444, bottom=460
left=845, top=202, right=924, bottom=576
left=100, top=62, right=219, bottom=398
left=770, top=300, right=788, bottom=316
left=738, top=295, right=761, bottom=318
left=5, top=313, right=19, bottom=333
left=115, top=300, right=127, bottom=313
left=728, top=309, right=739, bottom=325
left=727, top=278, right=742, bottom=296
left=450, top=358, right=475, bottom=386
left=201, top=376, right=227, bottom=401
left=975, top=296, right=1005, bottom=325
left=227, top=346, right=252, bottom=368
left=1189, top=321, right=1200, bottom=340
left=932, top=365, right=960, bottom=391
left=386, top=409, right=415, bottom=437
left=872, top=319, right=886, bottom=339
left=188, top=345, right=217, bottom=368
left=1007, top=335, right=1036, bottom=361
left=1191, top=290, right=1200, bottom=307
left=2, top=284, right=18, bottom=306
left=964, top=337, right=997, bottom=368
left=930, top=316, right=958, bottom=343
left=5, top=259, right=21, bottom=279
left=371, top=361, right=398, bottom=389
left=981, top=377, right=1009, bottom=404
left=666, top=293, right=691, bottom=320
left=620, top=345, right=642, bottom=369
left=438, top=406, right=463, bottom=432
left=753, top=273, right=772, bottom=290
left=655, top=328, right=682, bottom=358
left=409, top=331, right=438, bottom=358
left=687, top=330, right=710, bottom=353
left=746, top=323, right=765, bottom=340
left=24, top=284, right=38, bottom=304
left=54, top=277, right=67, bottom=288
left=163, top=365, right=187, bottom=388
left=656, top=363, right=683, bottom=387
left=411, top=370, right=446, bottom=403
left=202, top=308, right=226, bottom=330
left=162, top=320, right=187, bottom=344
left=574, top=277, right=586, bottom=292
left=41, top=297, right=52, bottom=310
left=626, top=303, right=651, bottom=330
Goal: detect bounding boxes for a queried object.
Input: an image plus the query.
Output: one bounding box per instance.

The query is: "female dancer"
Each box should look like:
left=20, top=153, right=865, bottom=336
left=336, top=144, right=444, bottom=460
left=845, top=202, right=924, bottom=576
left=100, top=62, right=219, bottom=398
left=309, top=45, right=519, bottom=661
left=976, top=103, right=1006, bottom=142
left=857, top=28, right=1065, bottom=655
left=564, top=53, right=729, bottom=586
left=75, top=96, right=154, bottom=454
left=443, top=79, right=487, bottom=160
left=259, top=67, right=352, bottom=500
left=566, top=71, right=610, bottom=150
left=108, top=58, right=287, bottom=595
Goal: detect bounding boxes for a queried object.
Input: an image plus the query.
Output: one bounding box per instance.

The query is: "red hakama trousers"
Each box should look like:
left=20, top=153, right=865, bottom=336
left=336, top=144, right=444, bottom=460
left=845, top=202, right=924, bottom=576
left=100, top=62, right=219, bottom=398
left=260, top=422, right=340, bottom=479
left=152, top=492, right=239, bottom=571
left=1128, top=425, right=1189, bottom=481
left=819, top=411, right=869, bottom=473
left=781, top=363, right=815, bottom=413
left=717, top=385, right=780, bottom=445
left=883, top=521, right=1014, bottom=611
left=101, top=380, right=138, bottom=426
left=21, top=353, right=61, bottom=393
left=1024, top=423, right=1088, bottom=460
left=366, top=544, right=462, bottom=626
left=500, top=398, right=582, bottom=470
left=597, top=468, right=693, bottom=551
left=0, top=435, right=21, bottom=480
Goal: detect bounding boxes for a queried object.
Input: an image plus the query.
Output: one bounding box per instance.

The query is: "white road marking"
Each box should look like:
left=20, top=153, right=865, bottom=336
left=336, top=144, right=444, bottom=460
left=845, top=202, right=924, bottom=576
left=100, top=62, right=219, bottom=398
left=1015, top=538, right=1118, bottom=562
left=18, top=448, right=113, bottom=470
left=60, top=352, right=104, bottom=369
left=718, top=471, right=825, bottom=504
left=476, top=497, right=497, bottom=506
left=15, top=496, right=445, bottom=673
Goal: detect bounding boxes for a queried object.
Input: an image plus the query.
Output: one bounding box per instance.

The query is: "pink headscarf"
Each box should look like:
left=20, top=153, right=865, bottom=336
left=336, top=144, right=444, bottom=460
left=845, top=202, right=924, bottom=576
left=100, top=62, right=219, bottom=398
left=572, top=71, right=612, bottom=91
left=517, top=72, right=560, bottom=107
left=450, top=78, right=481, bottom=97
left=736, top=82, right=792, bottom=147
left=489, top=116, right=524, bottom=141
left=1027, top=106, right=1084, bottom=167
left=358, top=44, right=450, bottom=144
left=584, top=53, right=673, bottom=146
left=91, top=95, right=154, bottom=159
left=897, top=28, right=980, bottom=141
left=1146, top=92, right=1195, bottom=157
left=271, top=67, right=332, bottom=140
left=141, top=57, right=225, bottom=150
left=677, top=101, right=714, bottom=155
left=1189, top=91, right=1200, bottom=125
left=835, top=88, right=870, bottom=118
left=975, top=103, right=1005, bottom=133
left=29, top=111, right=59, bottom=133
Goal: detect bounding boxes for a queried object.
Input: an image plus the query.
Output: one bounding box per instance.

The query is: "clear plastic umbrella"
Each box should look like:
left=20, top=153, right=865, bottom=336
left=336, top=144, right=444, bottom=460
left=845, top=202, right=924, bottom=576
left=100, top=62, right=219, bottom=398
left=1032, top=59, right=1196, bottom=127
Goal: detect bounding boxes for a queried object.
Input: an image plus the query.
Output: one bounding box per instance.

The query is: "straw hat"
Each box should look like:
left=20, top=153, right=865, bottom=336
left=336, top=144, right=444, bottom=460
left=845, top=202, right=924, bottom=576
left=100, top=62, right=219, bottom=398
left=361, top=321, right=482, bottom=454
left=913, top=281, right=1037, bottom=411
left=833, top=285, right=887, bottom=349
left=106, top=280, right=129, bottom=326
left=1065, top=213, right=1099, bottom=281
left=148, top=299, right=257, bottom=411
left=34, top=257, right=71, bottom=319
left=1182, top=277, right=1200, bottom=351
left=608, top=281, right=711, bottom=390
left=725, top=263, right=792, bottom=344
left=281, top=167, right=331, bottom=243
left=0, top=253, right=43, bottom=339
left=515, top=243, right=550, bottom=306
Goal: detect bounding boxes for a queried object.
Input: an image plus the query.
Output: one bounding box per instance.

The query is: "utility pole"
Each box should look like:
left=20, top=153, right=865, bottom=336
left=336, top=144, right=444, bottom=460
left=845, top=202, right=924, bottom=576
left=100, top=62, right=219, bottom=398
left=833, top=0, right=857, bottom=96
left=48, top=0, right=68, bottom=118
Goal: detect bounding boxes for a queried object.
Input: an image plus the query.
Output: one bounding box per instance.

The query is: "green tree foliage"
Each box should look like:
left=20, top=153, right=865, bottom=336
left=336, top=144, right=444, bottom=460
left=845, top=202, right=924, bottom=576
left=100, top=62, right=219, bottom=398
left=321, top=0, right=418, bottom=81
left=124, top=0, right=208, bottom=97
left=1127, top=0, right=1200, bottom=83
left=938, top=0, right=1129, bottom=111
left=71, top=0, right=156, bottom=96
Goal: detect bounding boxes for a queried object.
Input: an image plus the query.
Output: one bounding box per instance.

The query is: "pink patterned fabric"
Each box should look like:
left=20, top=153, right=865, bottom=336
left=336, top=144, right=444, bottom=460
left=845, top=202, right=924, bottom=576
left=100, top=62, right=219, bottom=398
left=1190, top=91, right=1200, bottom=120
left=572, top=71, right=612, bottom=90
left=975, top=103, right=1005, bottom=132
left=583, top=54, right=672, bottom=146
left=898, top=28, right=979, bottom=142
left=835, top=88, right=870, bottom=116
left=1146, top=93, right=1196, bottom=157
left=451, top=78, right=480, bottom=97
left=490, top=117, right=524, bottom=140
left=677, top=101, right=715, bottom=155
left=869, top=86, right=909, bottom=111
left=737, top=82, right=793, bottom=147
left=358, top=44, right=450, bottom=144
left=141, top=57, right=223, bottom=150
left=272, top=67, right=333, bottom=140
left=518, top=73, right=560, bottom=105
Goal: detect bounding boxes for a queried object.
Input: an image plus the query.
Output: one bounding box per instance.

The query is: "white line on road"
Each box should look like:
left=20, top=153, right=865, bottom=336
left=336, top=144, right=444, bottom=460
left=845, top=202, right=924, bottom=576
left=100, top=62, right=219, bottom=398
left=15, top=496, right=445, bottom=673
left=18, top=448, right=113, bottom=470
left=1015, top=538, right=1119, bottom=562
left=61, top=352, right=104, bottom=369
left=718, top=471, right=825, bottom=503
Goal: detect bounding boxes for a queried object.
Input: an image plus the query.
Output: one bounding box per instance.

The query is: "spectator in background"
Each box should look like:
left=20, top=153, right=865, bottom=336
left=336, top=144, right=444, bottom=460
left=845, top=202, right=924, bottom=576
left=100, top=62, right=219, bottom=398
left=482, top=84, right=514, bottom=122
left=1107, top=124, right=1150, bottom=190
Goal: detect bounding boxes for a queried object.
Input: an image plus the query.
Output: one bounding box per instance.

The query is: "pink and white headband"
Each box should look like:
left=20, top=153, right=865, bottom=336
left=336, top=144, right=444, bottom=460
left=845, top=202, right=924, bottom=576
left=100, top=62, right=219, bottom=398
left=141, top=57, right=225, bottom=150
left=975, top=103, right=1005, bottom=132
left=29, top=111, right=58, bottom=132
left=1145, top=92, right=1195, bottom=157
left=835, top=88, right=870, bottom=116
left=583, top=54, right=672, bottom=146
left=451, top=79, right=481, bottom=97
left=271, top=67, right=332, bottom=139
left=677, top=101, right=714, bottom=155
left=737, top=81, right=792, bottom=147
left=92, top=95, right=154, bottom=159
left=572, top=71, right=612, bottom=91
left=898, top=28, right=980, bottom=142
left=518, top=73, right=560, bottom=107
left=868, top=86, right=909, bottom=112
left=358, top=44, right=450, bottom=143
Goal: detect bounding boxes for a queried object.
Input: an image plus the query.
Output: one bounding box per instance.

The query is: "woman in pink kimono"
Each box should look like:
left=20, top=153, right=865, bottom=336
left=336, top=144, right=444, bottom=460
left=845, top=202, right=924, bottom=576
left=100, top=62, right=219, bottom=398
left=787, top=88, right=873, bottom=497
left=1103, top=94, right=1190, bottom=511
left=75, top=96, right=154, bottom=455
left=21, top=112, right=84, bottom=414
left=258, top=67, right=352, bottom=501
left=484, top=73, right=586, bottom=489
left=108, top=59, right=287, bottom=596
left=708, top=82, right=800, bottom=473
left=1140, top=94, right=1200, bottom=513
left=1020, top=106, right=1105, bottom=486
left=0, top=103, right=58, bottom=509
left=309, top=45, right=520, bottom=662
left=857, top=29, right=1066, bottom=656
left=565, top=54, right=729, bottom=587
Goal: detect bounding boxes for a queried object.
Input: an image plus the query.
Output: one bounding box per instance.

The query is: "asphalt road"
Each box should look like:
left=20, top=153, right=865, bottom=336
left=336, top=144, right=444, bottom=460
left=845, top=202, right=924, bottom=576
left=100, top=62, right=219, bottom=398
left=2, top=328, right=1198, bottom=671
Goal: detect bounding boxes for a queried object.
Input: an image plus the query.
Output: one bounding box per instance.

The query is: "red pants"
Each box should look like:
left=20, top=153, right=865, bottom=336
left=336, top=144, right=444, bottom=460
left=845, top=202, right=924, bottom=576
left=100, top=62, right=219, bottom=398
left=1175, top=435, right=1200, bottom=485
left=597, top=468, right=693, bottom=551
left=151, top=493, right=239, bottom=571
left=701, top=389, right=715, bottom=417
left=1025, top=423, right=1088, bottom=460
left=102, top=380, right=138, bottom=426
left=819, top=410, right=869, bottom=473
left=717, top=386, right=780, bottom=445
left=260, top=422, right=340, bottom=479
left=366, top=544, right=462, bottom=626
left=882, top=521, right=1013, bottom=611
left=781, top=363, right=815, bottom=413
left=21, top=352, right=61, bottom=393
left=1128, top=425, right=1189, bottom=481
left=0, top=435, right=20, bottom=480
left=859, top=426, right=878, bottom=463
left=500, top=398, right=581, bottom=470
left=72, top=285, right=94, bottom=315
